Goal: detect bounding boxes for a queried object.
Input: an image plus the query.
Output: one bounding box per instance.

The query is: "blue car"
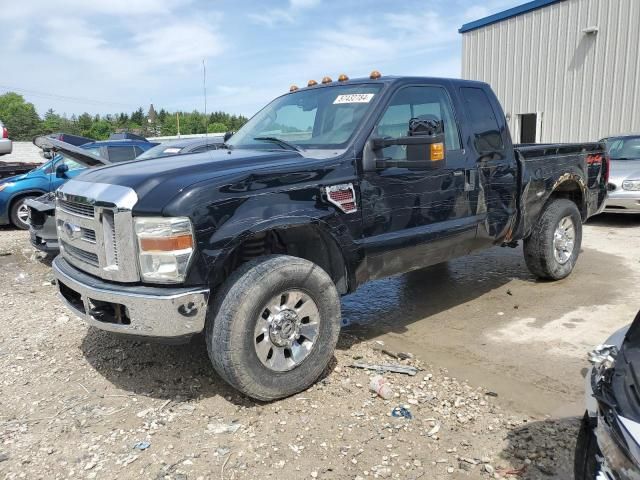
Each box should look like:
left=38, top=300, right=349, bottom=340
left=0, top=137, right=157, bottom=229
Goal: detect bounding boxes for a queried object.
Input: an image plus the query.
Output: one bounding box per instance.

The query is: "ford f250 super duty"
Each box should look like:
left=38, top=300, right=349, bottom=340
left=48, top=73, right=608, bottom=400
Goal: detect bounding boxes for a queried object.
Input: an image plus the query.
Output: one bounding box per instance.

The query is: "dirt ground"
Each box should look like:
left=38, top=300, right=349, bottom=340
left=1, top=214, right=639, bottom=480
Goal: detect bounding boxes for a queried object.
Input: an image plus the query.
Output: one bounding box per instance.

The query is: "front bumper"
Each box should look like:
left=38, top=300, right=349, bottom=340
left=29, top=215, right=59, bottom=254
left=604, top=190, right=640, bottom=213
left=53, top=256, right=209, bottom=340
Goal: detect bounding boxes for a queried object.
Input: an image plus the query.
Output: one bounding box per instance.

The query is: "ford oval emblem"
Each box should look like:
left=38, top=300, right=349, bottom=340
left=63, top=221, right=81, bottom=239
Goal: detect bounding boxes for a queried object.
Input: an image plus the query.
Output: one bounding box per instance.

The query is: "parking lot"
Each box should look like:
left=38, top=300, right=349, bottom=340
left=0, top=214, right=637, bottom=479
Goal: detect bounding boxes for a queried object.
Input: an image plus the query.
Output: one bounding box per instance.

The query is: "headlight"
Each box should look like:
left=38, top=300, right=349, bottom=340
left=622, top=179, right=640, bottom=191
left=0, top=182, right=15, bottom=192
left=134, top=217, right=195, bottom=283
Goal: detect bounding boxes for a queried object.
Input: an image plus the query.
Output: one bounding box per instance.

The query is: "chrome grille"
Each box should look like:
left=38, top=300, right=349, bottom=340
left=61, top=240, right=99, bottom=267
left=81, top=228, right=96, bottom=243
left=56, top=180, right=140, bottom=283
left=58, top=199, right=95, bottom=218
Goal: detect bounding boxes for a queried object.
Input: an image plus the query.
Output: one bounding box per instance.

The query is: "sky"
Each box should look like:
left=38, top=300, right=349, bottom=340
left=0, top=0, right=524, bottom=118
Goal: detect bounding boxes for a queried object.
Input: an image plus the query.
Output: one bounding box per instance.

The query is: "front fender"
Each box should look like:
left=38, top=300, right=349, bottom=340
left=0, top=188, right=49, bottom=218
left=185, top=192, right=361, bottom=288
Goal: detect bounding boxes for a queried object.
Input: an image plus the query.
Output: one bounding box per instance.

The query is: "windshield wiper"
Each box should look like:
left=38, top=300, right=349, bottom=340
left=253, top=136, right=303, bottom=152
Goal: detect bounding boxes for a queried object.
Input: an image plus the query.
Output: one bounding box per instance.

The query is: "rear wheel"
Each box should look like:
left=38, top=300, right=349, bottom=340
left=206, top=255, right=341, bottom=401
left=10, top=196, right=37, bottom=230
left=524, top=198, right=582, bottom=280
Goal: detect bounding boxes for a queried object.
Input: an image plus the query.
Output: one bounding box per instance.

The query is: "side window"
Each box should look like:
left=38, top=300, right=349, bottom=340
left=374, top=86, right=461, bottom=161
left=460, top=87, right=504, bottom=153
left=133, top=146, right=144, bottom=157
left=49, top=155, right=83, bottom=173
left=107, top=146, right=137, bottom=162
left=61, top=156, right=84, bottom=171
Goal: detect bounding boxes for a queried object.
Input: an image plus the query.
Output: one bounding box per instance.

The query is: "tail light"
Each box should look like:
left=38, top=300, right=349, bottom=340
left=1, top=127, right=7, bottom=139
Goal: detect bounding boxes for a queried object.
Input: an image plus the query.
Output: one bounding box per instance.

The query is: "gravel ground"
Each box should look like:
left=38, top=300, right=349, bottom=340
left=0, top=217, right=637, bottom=480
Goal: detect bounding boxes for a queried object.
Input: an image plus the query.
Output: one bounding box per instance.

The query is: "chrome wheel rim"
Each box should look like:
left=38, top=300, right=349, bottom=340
left=254, top=290, right=320, bottom=372
left=553, top=216, right=575, bottom=264
left=17, top=203, right=29, bottom=224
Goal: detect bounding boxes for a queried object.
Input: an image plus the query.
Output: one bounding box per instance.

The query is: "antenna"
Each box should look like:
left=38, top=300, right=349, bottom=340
left=203, top=59, right=208, bottom=139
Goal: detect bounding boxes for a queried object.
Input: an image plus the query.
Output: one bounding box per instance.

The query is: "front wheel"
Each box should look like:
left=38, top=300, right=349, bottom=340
left=10, top=196, right=36, bottom=230
left=524, top=198, right=583, bottom=280
left=206, top=255, right=341, bottom=401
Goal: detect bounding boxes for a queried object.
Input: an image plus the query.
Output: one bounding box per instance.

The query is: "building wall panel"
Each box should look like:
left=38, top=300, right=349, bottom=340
left=462, top=0, right=640, bottom=143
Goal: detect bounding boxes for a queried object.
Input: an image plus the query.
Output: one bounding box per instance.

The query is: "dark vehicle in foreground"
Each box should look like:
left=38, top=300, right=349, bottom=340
left=136, top=136, right=224, bottom=160
left=601, top=134, right=640, bottom=214
left=50, top=74, right=608, bottom=400
left=575, top=311, right=640, bottom=479
left=0, top=134, right=157, bottom=229
left=29, top=136, right=221, bottom=255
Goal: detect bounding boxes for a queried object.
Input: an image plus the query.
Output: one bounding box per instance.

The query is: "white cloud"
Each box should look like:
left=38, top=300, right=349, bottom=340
left=289, top=0, right=320, bottom=8
left=249, top=0, right=320, bottom=27
left=248, top=9, right=295, bottom=26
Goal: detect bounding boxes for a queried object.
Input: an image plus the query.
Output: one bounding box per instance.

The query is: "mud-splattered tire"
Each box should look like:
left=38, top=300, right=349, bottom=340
left=206, top=255, right=341, bottom=401
left=524, top=198, right=582, bottom=280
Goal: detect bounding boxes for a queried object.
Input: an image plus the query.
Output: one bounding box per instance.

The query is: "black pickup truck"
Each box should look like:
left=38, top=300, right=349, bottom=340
left=50, top=74, right=608, bottom=400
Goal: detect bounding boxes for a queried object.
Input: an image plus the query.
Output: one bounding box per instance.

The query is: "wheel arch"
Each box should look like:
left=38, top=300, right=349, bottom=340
left=548, top=174, right=588, bottom=220
left=8, top=190, right=47, bottom=225
left=208, top=218, right=351, bottom=295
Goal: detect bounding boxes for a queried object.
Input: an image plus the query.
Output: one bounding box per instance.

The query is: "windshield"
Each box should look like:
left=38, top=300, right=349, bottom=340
left=137, top=144, right=184, bottom=160
left=228, top=84, right=383, bottom=152
left=605, top=136, right=640, bottom=160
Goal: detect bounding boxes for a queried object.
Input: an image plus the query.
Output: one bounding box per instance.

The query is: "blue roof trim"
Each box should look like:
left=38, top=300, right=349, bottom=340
left=459, top=0, right=564, bottom=33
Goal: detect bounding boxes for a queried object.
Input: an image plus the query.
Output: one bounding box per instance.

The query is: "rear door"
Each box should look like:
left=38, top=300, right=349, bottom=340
left=359, top=83, right=479, bottom=280
left=458, top=86, right=518, bottom=247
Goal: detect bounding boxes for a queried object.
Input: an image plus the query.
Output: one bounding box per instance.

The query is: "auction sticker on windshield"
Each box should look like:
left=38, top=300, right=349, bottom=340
left=333, top=93, right=375, bottom=104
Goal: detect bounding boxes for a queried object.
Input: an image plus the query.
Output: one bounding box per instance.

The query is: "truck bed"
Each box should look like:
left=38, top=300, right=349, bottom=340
left=513, top=141, right=607, bottom=240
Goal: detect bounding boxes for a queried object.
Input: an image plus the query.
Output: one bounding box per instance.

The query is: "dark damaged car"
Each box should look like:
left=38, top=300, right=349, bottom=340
left=49, top=74, right=608, bottom=400
left=576, top=311, right=640, bottom=479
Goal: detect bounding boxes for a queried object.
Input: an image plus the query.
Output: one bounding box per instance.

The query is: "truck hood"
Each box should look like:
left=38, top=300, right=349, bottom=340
left=74, top=148, right=306, bottom=201
left=33, top=136, right=107, bottom=167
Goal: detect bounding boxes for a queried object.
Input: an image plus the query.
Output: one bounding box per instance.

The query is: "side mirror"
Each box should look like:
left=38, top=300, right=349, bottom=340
left=55, top=163, right=69, bottom=178
left=42, top=150, right=53, bottom=160
left=370, top=133, right=445, bottom=169
left=223, top=131, right=234, bottom=142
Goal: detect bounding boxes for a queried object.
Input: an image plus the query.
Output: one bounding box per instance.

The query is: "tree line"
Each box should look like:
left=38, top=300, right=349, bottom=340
left=0, top=92, right=249, bottom=141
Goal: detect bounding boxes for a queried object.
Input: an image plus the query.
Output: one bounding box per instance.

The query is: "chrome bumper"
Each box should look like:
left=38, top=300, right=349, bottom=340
left=53, top=256, right=209, bottom=339
left=604, top=191, right=640, bottom=213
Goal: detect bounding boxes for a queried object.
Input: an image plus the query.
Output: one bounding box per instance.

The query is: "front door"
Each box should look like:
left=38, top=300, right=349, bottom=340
left=359, top=84, right=478, bottom=281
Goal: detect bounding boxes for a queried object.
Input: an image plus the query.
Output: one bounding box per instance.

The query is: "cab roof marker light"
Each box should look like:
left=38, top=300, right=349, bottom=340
left=321, top=76, right=332, bottom=84
left=307, top=79, right=318, bottom=87
left=290, top=85, right=299, bottom=92
left=370, top=70, right=382, bottom=80
left=338, top=74, right=349, bottom=82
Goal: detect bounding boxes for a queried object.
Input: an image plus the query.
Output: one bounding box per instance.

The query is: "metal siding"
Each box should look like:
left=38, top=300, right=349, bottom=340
left=461, top=0, right=640, bottom=143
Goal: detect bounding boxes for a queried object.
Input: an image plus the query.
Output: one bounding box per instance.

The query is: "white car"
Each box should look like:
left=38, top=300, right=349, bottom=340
left=0, top=120, right=12, bottom=156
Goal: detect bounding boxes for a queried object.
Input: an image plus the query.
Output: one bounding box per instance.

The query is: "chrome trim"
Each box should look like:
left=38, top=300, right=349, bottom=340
left=53, top=257, right=209, bottom=338
left=56, top=179, right=140, bottom=282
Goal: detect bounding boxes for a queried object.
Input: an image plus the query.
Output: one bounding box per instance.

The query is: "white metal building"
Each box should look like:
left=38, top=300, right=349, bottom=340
left=460, top=0, right=640, bottom=144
